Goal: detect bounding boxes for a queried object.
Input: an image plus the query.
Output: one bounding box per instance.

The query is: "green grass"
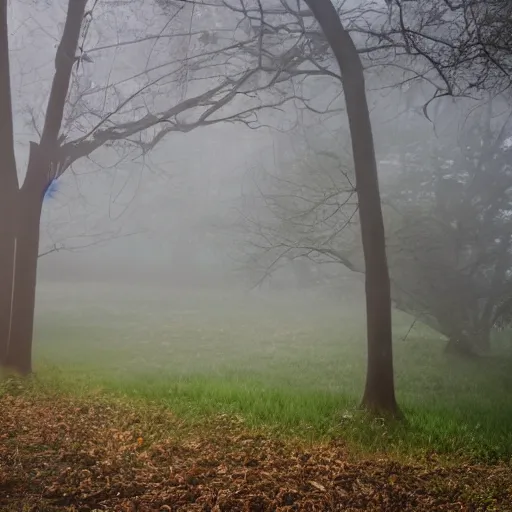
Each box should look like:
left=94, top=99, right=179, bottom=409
left=16, top=282, right=512, bottom=461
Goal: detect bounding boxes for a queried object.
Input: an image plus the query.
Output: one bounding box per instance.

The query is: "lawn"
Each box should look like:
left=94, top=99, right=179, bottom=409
left=26, top=281, right=512, bottom=462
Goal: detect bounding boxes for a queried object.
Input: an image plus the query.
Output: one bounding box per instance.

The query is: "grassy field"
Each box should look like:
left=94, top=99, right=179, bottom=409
left=25, top=281, right=512, bottom=461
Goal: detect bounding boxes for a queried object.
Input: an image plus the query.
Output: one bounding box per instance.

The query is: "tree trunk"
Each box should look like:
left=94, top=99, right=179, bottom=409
left=3, top=0, right=87, bottom=373
left=0, top=217, right=15, bottom=366
left=0, top=0, right=18, bottom=367
left=475, top=238, right=511, bottom=355
left=441, top=311, right=492, bottom=357
left=3, top=184, right=43, bottom=375
left=444, top=335, right=477, bottom=358
left=304, top=0, right=399, bottom=416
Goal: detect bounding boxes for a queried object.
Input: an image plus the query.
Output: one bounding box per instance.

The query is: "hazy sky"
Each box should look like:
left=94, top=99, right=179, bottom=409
left=7, top=0, right=498, bottom=284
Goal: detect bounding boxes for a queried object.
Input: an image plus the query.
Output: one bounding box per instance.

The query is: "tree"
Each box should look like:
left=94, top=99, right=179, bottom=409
left=213, top=0, right=512, bottom=413
left=0, top=0, right=91, bottom=373
left=385, top=97, right=512, bottom=355
left=281, top=0, right=399, bottom=416
left=173, top=0, right=400, bottom=416
left=209, top=0, right=512, bottom=408
left=0, top=0, right=17, bottom=370
left=244, top=95, right=512, bottom=357
left=0, top=0, right=344, bottom=374
left=385, top=0, right=512, bottom=97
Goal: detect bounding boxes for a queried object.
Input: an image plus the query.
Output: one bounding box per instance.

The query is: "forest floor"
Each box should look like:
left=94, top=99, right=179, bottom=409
left=1, top=389, right=511, bottom=512
left=2, top=284, right=512, bottom=510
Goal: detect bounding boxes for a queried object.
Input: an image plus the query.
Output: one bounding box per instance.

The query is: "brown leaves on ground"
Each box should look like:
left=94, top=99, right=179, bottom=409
left=0, top=393, right=511, bottom=511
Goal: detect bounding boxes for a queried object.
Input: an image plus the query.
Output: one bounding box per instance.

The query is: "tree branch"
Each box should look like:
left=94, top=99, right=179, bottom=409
left=0, top=0, right=18, bottom=189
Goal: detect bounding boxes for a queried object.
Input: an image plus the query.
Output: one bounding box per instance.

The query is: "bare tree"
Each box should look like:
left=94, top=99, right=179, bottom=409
left=0, top=0, right=17, bottom=367
left=385, top=99, right=512, bottom=355
left=1, top=0, right=91, bottom=373
left=2, top=0, right=506, bottom=404
left=0, top=0, right=343, bottom=373
left=384, top=0, right=512, bottom=97
left=274, top=0, right=399, bottom=416
left=202, top=0, right=512, bottom=412
left=245, top=96, right=512, bottom=358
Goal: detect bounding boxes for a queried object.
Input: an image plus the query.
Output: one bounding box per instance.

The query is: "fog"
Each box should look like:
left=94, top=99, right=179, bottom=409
left=5, top=0, right=512, bottom=388
left=37, top=124, right=271, bottom=286
left=6, top=6, right=409, bottom=273
left=4, top=2, right=512, bottom=507
left=21, top=0, right=505, bottom=329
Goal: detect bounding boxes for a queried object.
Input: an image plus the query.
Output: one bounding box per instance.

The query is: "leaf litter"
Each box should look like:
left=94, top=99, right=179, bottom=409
left=1, top=392, right=511, bottom=511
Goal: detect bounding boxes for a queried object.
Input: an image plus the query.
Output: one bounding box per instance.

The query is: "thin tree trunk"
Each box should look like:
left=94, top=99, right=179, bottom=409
left=476, top=237, right=512, bottom=354
left=3, top=0, right=87, bottom=373
left=0, top=219, right=15, bottom=366
left=304, top=0, right=398, bottom=416
left=0, top=0, right=19, bottom=367
left=4, top=185, right=43, bottom=375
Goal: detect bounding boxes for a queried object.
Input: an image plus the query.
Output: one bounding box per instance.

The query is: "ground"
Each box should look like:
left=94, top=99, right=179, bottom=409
left=1, top=391, right=511, bottom=511
left=1, top=282, right=512, bottom=510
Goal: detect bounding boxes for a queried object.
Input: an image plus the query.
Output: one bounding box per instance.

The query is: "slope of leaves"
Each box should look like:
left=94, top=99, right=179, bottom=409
left=1, top=389, right=511, bottom=511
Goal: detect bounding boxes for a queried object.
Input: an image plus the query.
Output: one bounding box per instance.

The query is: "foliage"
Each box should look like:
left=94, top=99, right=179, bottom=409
left=242, top=97, right=512, bottom=353
left=1, top=388, right=512, bottom=511
left=384, top=98, right=512, bottom=351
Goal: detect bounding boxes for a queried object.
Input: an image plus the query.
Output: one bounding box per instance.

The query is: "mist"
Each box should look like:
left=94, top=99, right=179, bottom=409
left=2, top=0, right=512, bottom=509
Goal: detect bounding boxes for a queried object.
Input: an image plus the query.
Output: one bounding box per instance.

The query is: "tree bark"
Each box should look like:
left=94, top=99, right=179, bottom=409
left=4, top=183, right=43, bottom=375
left=0, top=218, right=15, bottom=366
left=0, top=0, right=18, bottom=367
left=303, top=0, right=399, bottom=416
left=2, top=0, right=87, bottom=373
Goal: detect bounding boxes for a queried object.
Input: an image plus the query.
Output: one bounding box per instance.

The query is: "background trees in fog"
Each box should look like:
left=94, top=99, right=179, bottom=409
left=242, top=95, right=512, bottom=357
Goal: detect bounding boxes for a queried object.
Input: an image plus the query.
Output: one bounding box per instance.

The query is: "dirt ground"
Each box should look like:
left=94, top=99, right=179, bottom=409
left=1, top=393, right=511, bottom=511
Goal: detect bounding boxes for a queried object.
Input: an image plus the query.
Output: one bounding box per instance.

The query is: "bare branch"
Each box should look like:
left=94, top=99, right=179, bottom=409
left=0, top=0, right=18, bottom=189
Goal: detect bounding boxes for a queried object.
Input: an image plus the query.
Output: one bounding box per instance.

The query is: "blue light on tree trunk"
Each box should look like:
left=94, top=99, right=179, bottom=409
left=43, top=179, right=59, bottom=201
